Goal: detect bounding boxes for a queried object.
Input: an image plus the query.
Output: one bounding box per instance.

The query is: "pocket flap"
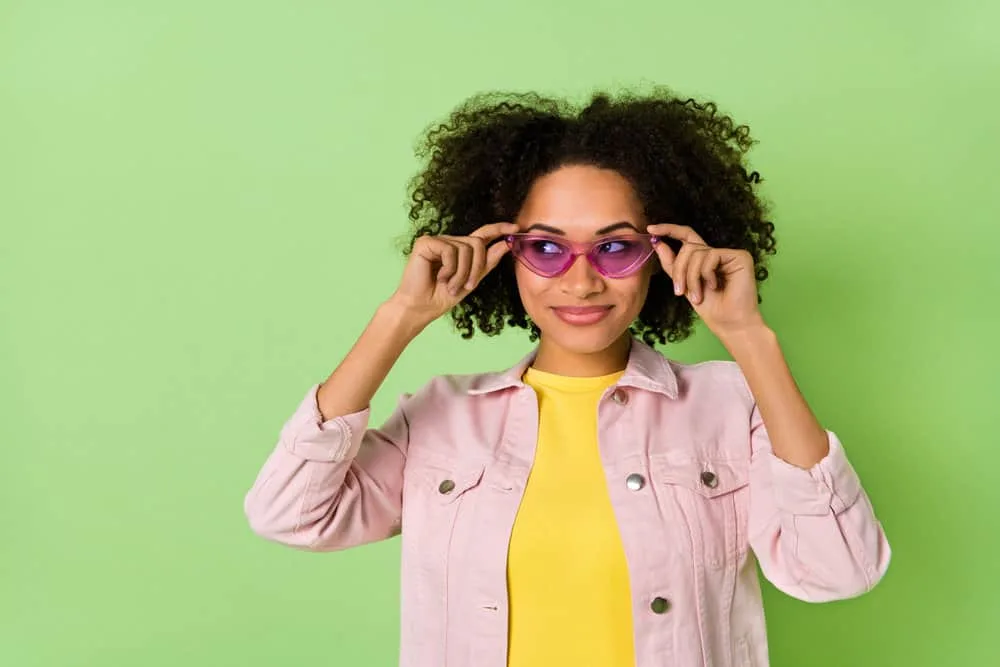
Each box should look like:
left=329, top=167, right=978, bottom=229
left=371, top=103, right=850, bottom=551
left=407, top=457, right=486, bottom=505
left=656, top=457, right=749, bottom=498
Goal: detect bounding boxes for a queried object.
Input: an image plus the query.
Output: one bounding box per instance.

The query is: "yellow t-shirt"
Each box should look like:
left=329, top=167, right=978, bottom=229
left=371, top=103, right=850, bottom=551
left=507, top=366, right=636, bottom=667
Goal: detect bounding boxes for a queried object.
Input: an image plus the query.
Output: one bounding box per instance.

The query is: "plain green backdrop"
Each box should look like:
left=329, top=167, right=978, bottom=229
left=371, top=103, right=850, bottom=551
left=2, top=1, right=998, bottom=665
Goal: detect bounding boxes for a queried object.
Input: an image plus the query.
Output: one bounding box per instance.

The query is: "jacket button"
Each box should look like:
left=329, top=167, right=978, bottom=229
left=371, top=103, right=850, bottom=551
left=650, top=597, right=671, bottom=614
left=438, top=479, right=456, bottom=494
left=700, top=471, right=718, bottom=488
left=625, top=473, right=645, bottom=491
left=611, top=388, right=628, bottom=405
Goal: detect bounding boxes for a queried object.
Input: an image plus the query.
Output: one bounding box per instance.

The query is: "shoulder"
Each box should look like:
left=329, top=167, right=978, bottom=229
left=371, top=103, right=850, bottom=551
left=395, top=371, right=512, bottom=463
left=396, top=371, right=496, bottom=413
left=667, top=357, right=755, bottom=407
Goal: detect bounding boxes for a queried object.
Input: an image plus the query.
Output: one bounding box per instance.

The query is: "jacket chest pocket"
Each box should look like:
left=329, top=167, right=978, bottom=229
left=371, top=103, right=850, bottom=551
left=402, top=458, right=486, bottom=565
left=654, top=456, right=750, bottom=570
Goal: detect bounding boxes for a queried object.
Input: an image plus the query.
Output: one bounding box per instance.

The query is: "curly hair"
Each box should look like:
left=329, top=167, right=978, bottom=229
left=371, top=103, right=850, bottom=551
left=402, top=88, right=777, bottom=346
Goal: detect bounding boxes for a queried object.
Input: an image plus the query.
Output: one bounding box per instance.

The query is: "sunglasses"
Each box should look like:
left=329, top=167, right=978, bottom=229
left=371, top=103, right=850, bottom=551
left=505, top=233, right=661, bottom=279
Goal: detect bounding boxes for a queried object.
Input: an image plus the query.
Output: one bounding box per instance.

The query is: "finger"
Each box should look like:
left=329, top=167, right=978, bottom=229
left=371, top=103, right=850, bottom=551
left=687, top=249, right=707, bottom=304
left=672, top=243, right=697, bottom=296
left=448, top=242, right=473, bottom=295
left=411, top=235, right=439, bottom=261
left=436, top=240, right=458, bottom=283
left=414, top=237, right=454, bottom=277
left=470, top=221, right=520, bottom=242
left=701, top=250, right=721, bottom=293
left=652, top=237, right=677, bottom=277
left=646, top=223, right=707, bottom=246
left=464, top=238, right=487, bottom=290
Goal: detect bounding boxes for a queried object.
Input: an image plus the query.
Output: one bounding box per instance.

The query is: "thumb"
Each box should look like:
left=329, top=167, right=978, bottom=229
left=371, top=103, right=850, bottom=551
left=484, top=238, right=511, bottom=273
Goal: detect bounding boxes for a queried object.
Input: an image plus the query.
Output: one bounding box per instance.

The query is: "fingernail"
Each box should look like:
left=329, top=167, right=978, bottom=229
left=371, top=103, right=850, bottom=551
left=465, top=281, right=475, bottom=290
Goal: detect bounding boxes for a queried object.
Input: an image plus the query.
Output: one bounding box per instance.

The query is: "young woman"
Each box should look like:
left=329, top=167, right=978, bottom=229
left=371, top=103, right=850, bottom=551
left=244, top=90, right=890, bottom=667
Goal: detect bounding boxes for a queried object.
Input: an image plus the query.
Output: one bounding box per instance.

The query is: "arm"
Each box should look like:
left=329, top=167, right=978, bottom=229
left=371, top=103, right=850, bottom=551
left=722, top=323, right=892, bottom=601
left=647, top=222, right=891, bottom=600
left=243, top=301, right=425, bottom=551
left=316, top=300, right=427, bottom=419
left=243, top=223, right=515, bottom=551
left=722, top=322, right=829, bottom=469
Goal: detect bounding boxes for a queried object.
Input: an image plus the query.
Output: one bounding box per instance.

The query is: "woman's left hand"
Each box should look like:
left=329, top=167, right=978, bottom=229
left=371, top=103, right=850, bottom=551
left=647, top=223, right=765, bottom=337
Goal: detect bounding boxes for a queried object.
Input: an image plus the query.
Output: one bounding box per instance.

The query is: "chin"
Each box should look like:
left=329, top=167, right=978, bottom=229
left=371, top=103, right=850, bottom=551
left=540, top=316, right=632, bottom=356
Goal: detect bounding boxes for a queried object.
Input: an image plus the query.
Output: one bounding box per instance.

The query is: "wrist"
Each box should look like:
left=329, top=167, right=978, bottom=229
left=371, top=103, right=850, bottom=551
left=715, top=316, right=776, bottom=358
left=377, top=298, right=433, bottom=340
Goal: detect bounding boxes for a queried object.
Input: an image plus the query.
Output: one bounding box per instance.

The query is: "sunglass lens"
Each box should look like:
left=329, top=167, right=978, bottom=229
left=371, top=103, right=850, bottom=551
left=514, top=237, right=571, bottom=276
left=592, top=238, right=654, bottom=277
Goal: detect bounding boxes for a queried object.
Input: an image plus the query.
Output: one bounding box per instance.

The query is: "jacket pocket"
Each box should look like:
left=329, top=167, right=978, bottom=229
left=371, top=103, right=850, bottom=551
left=654, top=455, right=750, bottom=569
left=402, top=456, right=486, bottom=557
left=399, top=458, right=486, bottom=662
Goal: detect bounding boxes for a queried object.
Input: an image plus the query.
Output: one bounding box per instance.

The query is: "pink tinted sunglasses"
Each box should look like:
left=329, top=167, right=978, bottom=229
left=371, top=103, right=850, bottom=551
left=505, top=233, right=661, bottom=279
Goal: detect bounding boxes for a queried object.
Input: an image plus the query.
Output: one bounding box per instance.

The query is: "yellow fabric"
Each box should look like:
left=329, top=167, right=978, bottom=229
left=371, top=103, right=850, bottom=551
left=506, top=366, right=636, bottom=667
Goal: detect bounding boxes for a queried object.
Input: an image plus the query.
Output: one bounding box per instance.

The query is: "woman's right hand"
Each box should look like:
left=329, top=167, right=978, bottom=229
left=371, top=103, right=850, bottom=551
left=387, top=222, right=520, bottom=326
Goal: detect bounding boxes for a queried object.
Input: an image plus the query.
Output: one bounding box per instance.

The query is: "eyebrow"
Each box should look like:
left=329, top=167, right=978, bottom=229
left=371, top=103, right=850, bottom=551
left=523, top=221, right=640, bottom=236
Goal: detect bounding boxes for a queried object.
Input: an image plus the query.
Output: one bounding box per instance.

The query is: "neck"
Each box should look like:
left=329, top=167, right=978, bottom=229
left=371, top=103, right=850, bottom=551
left=530, top=332, right=633, bottom=377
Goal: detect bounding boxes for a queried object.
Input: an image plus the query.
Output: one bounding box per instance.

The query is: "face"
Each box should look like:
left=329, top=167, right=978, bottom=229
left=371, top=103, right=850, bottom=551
left=511, top=164, right=657, bottom=368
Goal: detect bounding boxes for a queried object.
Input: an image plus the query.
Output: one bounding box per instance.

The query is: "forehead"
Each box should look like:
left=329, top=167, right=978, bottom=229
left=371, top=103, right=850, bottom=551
left=516, top=165, right=645, bottom=231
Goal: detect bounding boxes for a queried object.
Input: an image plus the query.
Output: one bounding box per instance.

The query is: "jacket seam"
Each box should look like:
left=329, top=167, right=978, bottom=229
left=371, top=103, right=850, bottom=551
left=332, top=418, right=352, bottom=461
left=295, top=464, right=317, bottom=544
left=840, top=499, right=874, bottom=591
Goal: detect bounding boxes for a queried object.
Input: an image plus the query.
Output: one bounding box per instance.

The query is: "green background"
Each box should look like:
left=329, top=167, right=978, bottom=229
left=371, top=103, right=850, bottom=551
left=3, top=1, right=997, bottom=665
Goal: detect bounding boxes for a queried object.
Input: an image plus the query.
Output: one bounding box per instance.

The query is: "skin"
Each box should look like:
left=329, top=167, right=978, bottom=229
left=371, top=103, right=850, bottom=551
left=512, top=165, right=656, bottom=377
left=319, top=163, right=831, bottom=469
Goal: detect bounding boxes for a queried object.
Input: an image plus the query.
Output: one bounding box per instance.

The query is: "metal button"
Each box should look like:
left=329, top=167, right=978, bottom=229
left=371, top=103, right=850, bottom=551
left=625, top=473, right=646, bottom=491
left=700, top=471, right=718, bottom=488
left=611, top=388, right=628, bottom=405
left=438, top=479, right=456, bottom=494
left=650, top=597, right=671, bottom=614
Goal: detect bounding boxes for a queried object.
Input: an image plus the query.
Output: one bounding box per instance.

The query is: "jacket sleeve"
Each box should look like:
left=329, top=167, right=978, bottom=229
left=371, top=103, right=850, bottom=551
left=243, top=383, right=410, bottom=551
left=747, top=403, right=891, bottom=602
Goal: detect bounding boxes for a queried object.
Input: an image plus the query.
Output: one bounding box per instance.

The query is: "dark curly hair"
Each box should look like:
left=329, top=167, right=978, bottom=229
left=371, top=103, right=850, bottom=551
left=402, top=88, right=777, bottom=346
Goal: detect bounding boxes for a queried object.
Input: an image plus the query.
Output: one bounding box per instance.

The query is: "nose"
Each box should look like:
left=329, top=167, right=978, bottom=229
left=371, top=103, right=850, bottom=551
left=559, top=254, right=604, bottom=298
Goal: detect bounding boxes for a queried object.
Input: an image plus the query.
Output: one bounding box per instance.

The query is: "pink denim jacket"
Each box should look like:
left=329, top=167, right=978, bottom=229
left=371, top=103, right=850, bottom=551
left=244, top=337, right=890, bottom=667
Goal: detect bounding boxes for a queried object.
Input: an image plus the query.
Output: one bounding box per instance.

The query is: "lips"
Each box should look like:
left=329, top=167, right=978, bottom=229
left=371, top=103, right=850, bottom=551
left=554, top=306, right=613, bottom=315
left=551, top=305, right=614, bottom=326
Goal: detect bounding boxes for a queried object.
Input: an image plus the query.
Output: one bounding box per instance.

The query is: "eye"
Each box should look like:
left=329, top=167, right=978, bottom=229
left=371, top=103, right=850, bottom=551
left=529, top=239, right=565, bottom=255
left=596, top=239, right=634, bottom=254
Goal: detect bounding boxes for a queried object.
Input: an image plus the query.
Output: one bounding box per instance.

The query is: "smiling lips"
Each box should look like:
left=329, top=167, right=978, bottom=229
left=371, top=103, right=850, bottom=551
left=551, top=305, right=614, bottom=326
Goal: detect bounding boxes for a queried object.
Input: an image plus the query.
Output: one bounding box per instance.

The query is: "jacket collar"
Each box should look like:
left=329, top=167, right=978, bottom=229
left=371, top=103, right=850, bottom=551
left=466, top=336, right=679, bottom=399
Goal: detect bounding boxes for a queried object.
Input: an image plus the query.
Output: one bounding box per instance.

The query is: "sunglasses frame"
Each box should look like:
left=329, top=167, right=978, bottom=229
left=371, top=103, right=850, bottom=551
left=505, top=233, right=661, bottom=279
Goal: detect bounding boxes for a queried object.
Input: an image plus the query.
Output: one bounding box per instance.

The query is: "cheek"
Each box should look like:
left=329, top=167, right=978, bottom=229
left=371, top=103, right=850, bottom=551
left=617, top=275, right=652, bottom=311
left=514, top=266, right=549, bottom=316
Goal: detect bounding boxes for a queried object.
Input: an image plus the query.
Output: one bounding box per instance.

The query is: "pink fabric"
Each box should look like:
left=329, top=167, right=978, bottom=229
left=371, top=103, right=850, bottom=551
left=244, top=338, right=890, bottom=666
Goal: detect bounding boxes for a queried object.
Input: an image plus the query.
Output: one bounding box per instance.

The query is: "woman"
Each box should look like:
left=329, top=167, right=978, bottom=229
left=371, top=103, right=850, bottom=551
left=244, top=90, right=891, bottom=667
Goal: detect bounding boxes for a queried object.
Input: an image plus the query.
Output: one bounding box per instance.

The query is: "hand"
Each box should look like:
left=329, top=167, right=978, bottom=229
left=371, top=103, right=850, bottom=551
left=388, top=222, right=519, bottom=325
left=647, top=223, right=765, bottom=336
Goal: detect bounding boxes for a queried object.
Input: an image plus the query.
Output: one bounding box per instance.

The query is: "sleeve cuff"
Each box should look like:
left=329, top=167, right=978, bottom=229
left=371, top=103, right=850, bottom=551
left=768, top=431, right=863, bottom=516
left=277, top=384, right=371, bottom=462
